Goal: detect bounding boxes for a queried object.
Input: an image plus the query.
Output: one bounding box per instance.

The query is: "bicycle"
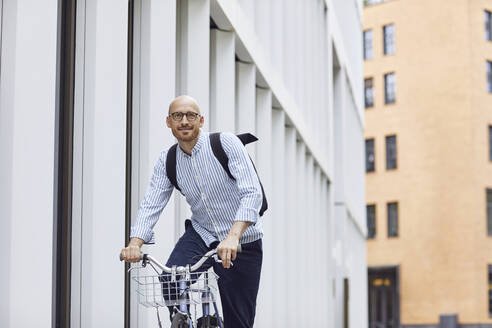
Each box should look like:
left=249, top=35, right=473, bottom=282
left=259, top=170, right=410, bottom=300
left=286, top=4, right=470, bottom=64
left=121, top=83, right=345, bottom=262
left=122, top=246, right=241, bottom=328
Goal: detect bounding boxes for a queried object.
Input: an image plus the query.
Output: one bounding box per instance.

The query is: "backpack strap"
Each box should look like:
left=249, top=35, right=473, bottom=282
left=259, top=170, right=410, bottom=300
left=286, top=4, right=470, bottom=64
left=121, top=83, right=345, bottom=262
left=209, top=132, right=268, bottom=217
left=210, top=132, right=235, bottom=180
left=165, top=144, right=182, bottom=193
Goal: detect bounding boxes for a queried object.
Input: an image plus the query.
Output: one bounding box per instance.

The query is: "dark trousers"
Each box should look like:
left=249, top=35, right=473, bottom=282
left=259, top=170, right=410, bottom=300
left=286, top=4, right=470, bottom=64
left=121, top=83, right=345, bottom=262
left=164, top=220, right=262, bottom=328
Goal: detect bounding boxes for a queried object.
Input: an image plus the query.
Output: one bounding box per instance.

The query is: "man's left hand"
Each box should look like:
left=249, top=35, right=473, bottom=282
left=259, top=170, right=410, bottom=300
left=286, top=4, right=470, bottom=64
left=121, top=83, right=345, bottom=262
left=217, top=236, right=239, bottom=269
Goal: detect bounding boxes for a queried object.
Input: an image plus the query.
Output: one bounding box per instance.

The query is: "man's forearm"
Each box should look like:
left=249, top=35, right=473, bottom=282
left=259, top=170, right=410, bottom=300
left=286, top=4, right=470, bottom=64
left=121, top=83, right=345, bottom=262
left=227, top=221, right=252, bottom=241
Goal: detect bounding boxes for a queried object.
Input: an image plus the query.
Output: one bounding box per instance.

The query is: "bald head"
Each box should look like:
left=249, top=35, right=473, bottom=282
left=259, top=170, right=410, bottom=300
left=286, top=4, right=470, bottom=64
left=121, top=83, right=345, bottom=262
left=168, top=95, right=201, bottom=114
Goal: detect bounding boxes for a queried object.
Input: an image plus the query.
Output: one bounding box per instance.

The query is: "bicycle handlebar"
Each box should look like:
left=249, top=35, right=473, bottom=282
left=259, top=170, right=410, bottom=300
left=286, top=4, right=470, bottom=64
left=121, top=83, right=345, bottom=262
left=119, top=244, right=242, bottom=273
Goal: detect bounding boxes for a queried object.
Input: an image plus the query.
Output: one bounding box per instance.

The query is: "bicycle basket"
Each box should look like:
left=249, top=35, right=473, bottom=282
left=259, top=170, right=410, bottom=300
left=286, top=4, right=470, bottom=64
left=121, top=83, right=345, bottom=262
left=132, top=270, right=219, bottom=308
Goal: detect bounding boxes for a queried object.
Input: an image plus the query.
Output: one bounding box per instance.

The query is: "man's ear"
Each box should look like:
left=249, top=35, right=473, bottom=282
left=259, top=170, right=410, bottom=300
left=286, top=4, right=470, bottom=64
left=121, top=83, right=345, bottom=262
left=199, top=115, right=204, bottom=128
left=166, top=116, right=172, bottom=128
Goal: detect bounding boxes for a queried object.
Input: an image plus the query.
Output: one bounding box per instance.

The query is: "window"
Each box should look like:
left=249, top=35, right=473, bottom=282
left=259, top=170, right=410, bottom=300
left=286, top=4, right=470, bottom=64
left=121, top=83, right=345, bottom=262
left=383, top=24, right=395, bottom=55
left=363, top=30, right=373, bottom=60
left=386, top=135, right=397, bottom=170
left=366, top=138, right=375, bottom=172
left=387, top=202, right=398, bottom=237
left=367, top=205, right=376, bottom=239
left=365, top=78, right=374, bottom=108
left=385, top=73, right=396, bottom=104
left=486, top=10, right=492, bottom=41
left=489, top=265, right=492, bottom=316
left=487, top=61, right=492, bottom=93
left=487, top=189, right=492, bottom=235
left=489, top=126, right=492, bottom=161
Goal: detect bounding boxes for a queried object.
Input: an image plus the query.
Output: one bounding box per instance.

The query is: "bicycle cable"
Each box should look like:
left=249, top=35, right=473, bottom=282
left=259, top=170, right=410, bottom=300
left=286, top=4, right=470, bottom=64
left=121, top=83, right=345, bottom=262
left=155, top=307, right=163, bottom=328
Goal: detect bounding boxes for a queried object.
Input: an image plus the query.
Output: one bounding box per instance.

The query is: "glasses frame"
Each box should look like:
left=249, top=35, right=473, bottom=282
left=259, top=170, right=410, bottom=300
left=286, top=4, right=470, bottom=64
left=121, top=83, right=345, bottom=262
left=168, top=111, right=201, bottom=122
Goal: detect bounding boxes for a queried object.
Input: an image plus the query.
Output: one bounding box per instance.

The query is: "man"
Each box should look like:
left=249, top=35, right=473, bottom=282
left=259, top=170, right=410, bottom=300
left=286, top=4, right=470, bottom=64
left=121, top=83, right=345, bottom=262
left=121, top=95, right=264, bottom=328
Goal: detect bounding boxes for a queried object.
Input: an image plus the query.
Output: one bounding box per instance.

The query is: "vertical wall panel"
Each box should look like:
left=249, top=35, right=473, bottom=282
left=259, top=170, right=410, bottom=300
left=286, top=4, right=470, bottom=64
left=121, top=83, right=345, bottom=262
left=295, top=141, right=307, bottom=327
left=235, top=61, right=256, bottom=159
left=321, top=177, right=332, bottom=323
left=254, top=0, right=271, bottom=62
left=0, top=0, right=14, bottom=325
left=72, top=0, right=87, bottom=326
left=0, top=1, right=58, bottom=326
left=176, top=0, right=210, bottom=127
left=271, top=108, right=286, bottom=327
left=305, top=154, right=315, bottom=326
left=271, top=0, right=283, bottom=79
left=314, top=166, right=323, bottom=315
left=175, top=0, right=210, bottom=238
left=285, top=127, right=297, bottom=326
left=79, top=1, right=128, bottom=327
left=255, top=88, right=273, bottom=327
left=130, top=1, right=178, bottom=326
left=237, top=0, right=254, bottom=25
left=210, top=29, right=235, bottom=131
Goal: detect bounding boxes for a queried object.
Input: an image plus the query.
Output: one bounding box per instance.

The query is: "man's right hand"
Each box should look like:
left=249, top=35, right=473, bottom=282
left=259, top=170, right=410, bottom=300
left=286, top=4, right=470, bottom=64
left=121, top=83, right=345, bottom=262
left=120, top=238, right=144, bottom=263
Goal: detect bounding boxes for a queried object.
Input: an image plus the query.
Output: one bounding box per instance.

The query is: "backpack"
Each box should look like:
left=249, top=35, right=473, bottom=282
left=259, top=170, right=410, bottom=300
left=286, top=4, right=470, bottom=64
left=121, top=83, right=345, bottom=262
left=165, top=132, right=268, bottom=216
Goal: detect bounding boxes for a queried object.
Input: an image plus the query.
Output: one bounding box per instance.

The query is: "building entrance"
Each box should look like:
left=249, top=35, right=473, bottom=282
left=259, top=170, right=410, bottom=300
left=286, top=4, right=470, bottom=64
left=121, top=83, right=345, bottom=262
left=368, top=267, right=400, bottom=328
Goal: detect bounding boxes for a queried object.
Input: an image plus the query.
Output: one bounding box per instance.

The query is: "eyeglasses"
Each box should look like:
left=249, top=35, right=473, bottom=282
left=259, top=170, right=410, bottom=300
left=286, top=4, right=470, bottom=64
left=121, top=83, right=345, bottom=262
left=169, top=111, right=201, bottom=122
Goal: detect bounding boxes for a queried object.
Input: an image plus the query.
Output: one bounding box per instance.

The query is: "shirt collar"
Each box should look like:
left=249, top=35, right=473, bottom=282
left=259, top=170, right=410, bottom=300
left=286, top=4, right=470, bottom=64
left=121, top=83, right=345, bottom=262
left=178, top=129, right=207, bottom=157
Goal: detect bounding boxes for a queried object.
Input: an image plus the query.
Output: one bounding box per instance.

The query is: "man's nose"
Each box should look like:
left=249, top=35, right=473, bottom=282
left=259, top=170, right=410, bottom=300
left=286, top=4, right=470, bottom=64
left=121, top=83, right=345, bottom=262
left=181, top=115, right=190, bottom=124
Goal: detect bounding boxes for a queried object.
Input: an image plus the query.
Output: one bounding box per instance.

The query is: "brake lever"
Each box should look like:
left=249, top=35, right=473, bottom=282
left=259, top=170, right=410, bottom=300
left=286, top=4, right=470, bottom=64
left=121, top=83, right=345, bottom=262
left=212, top=254, right=233, bottom=267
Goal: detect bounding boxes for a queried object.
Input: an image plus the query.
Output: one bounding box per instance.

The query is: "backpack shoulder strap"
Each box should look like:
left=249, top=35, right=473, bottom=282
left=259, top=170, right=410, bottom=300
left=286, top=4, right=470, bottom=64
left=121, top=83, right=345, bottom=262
left=166, top=144, right=181, bottom=192
left=209, top=132, right=235, bottom=180
left=210, top=132, right=268, bottom=217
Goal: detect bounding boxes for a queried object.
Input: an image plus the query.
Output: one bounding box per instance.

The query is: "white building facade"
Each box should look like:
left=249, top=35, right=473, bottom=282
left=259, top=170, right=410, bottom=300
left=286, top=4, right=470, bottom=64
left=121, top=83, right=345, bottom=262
left=0, top=0, right=367, bottom=327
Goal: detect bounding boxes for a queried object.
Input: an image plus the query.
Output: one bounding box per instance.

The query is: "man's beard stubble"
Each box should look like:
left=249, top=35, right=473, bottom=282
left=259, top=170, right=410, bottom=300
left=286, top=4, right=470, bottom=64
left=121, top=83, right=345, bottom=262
left=173, top=124, right=200, bottom=143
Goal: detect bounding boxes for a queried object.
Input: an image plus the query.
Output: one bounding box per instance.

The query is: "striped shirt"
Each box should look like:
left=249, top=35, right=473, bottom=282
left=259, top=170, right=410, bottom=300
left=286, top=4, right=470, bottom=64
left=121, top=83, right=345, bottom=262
left=130, top=130, right=264, bottom=246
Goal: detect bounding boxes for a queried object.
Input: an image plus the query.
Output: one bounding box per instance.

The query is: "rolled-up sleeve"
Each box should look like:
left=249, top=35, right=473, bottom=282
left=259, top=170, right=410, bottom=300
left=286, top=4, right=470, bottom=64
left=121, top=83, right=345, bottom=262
left=221, top=133, right=262, bottom=224
left=130, top=150, right=174, bottom=244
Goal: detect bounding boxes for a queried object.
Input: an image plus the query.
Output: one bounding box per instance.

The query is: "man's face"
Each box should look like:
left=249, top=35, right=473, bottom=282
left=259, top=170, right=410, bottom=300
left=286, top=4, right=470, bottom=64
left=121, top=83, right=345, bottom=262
left=166, top=100, right=204, bottom=142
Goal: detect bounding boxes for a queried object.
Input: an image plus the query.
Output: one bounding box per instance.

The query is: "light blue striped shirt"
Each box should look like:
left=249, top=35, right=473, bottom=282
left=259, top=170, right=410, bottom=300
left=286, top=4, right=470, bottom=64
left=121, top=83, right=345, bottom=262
left=130, top=130, right=264, bottom=246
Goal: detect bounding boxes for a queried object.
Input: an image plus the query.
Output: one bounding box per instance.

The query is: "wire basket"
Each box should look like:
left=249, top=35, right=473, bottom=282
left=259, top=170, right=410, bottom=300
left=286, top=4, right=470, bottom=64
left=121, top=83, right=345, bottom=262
left=132, top=270, right=219, bottom=308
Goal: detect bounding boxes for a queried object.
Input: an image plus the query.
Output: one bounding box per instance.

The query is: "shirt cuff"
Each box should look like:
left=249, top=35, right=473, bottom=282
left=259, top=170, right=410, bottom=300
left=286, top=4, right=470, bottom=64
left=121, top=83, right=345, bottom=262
left=234, top=207, right=259, bottom=224
left=130, top=229, right=155, bottom=245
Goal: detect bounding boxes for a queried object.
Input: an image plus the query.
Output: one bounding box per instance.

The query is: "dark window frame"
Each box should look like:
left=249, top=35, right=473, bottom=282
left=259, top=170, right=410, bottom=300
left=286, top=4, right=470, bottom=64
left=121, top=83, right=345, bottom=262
left=489, top=126, right=492, bottom=162
left=487, top=189, right=492, bottom=236
left=383, top=23, right=395, bottom=55
left=486, top=10, right=492, bottom=41
left=387, top=202, right=399, bottom=238
left=488, top=265, right=492, bottom=316
left=124, top=1, right=135, bottom=327
left=365, top=77, right=374, bottom=108
left=385, top=135, right=397, bottom=170
left=367, top=204, right=377, bottom=239
left=384, top=72, right=396, bottom=104
left=487, top=61, right=492, bottom=93
left=53, top=0, right=77, bottom=326
left=366, top=138, right=375, bottom=172
left=363, top=29, right=374, bottom=60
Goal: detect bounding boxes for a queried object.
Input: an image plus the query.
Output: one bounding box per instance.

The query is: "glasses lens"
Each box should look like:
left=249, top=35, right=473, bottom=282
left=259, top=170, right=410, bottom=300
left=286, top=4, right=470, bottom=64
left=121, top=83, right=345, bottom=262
left=171, top=112, right=183, bottom=121
left=186, top=112, right=199, bottom=122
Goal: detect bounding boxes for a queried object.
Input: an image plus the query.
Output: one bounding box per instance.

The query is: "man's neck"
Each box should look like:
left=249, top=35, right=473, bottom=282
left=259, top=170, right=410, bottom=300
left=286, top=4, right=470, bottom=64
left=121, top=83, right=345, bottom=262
left=178, top=131, right=201, bottom=155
